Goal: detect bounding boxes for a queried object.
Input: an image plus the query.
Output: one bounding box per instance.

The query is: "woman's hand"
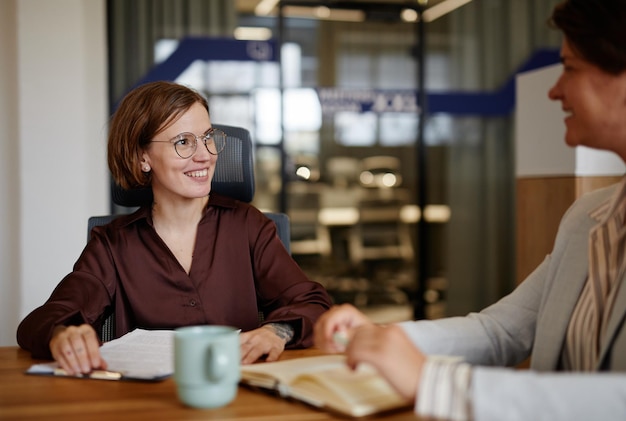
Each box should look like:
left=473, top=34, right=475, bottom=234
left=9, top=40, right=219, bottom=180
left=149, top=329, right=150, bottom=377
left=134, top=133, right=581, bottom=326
left=239, top=324, right=290, bottom=364
left=49, top=324, right=107, bottom=375
left=345, top=323, right=425, bottom=401
left=314, top=304, right=424, bottom=401
left=313, top=304, right=373, bottom=353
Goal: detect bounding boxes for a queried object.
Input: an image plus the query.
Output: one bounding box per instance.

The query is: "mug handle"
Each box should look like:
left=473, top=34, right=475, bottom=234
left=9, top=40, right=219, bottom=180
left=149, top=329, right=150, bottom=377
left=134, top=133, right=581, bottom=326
left=206, top=345, right=230, bottom=381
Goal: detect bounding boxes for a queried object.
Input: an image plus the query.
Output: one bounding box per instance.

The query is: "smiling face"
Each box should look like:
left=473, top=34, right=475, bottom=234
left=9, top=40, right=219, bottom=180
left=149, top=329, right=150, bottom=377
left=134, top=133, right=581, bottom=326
left=548, top=37, right=626, bottom=158
left=141, top=102, right=217, bottom=203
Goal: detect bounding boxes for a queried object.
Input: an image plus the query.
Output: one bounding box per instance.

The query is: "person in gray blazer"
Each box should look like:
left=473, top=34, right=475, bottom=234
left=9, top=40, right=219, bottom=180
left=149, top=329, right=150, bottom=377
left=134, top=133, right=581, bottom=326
left=314, top=0, right=626, bottom=420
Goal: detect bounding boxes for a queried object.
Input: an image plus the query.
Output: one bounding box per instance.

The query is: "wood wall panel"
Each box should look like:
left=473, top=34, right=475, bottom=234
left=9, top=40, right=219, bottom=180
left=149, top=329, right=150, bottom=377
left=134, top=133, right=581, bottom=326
left=515, top=176, right=622, bottom=285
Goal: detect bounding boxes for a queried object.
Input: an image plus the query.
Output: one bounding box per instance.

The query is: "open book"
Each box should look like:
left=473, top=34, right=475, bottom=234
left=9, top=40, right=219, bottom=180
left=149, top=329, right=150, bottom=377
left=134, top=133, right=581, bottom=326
left=26, top=329, right=174, bottom=381
left=240, top=354, right=412, bottom=418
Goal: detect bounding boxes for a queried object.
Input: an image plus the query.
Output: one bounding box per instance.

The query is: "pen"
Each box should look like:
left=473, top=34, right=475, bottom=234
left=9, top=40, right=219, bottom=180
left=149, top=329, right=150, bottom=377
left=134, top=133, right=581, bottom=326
left=53, top=368, right=123, bottom=380
left=332, top=331, right=350, bottom=348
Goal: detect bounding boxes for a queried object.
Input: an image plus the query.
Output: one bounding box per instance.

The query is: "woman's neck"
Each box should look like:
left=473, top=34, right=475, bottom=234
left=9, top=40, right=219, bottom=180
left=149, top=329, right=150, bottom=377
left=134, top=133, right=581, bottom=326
left=151, top=194, right=209, bottom=230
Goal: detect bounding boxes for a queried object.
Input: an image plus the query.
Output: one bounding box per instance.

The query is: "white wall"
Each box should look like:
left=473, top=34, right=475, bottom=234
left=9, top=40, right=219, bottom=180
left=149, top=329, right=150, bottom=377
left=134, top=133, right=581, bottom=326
left=0, top=0, right=20, bottom=347
left=516, top=64, right=625, bottom=177
left=0, top=0, right=108, bottom=346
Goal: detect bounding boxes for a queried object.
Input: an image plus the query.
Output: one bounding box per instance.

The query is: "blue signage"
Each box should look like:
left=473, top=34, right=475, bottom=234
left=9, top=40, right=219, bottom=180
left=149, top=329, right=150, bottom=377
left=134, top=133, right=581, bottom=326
left=316, top=48, right=560, bottom=117
left=317, top=89, right=420, bottom=114
left=135, top=37, right=276, bottom=88
left=132, top=37, right=558, bottom=117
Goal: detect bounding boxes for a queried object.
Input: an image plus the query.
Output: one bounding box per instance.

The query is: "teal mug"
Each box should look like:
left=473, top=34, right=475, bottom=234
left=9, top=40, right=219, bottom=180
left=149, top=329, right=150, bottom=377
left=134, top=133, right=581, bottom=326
left=174, top=325, right=240, bottom=409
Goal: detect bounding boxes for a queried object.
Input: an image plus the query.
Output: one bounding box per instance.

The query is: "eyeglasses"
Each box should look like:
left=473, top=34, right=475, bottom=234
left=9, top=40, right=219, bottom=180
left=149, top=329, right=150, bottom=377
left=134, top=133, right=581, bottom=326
left=150, top=128, right=226, bottom=159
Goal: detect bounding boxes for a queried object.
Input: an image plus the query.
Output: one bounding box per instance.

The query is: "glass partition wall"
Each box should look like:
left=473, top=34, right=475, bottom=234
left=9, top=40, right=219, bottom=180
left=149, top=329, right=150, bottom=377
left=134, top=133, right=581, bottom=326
left=107, top=0, right=561, bottom=321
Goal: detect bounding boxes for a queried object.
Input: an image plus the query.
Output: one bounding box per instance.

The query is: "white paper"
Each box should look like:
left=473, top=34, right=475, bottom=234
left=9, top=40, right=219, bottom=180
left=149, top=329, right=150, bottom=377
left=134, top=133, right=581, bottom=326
left=27, top=329, right=175, bottom=380
left=98, top=329, right=174, bottom=378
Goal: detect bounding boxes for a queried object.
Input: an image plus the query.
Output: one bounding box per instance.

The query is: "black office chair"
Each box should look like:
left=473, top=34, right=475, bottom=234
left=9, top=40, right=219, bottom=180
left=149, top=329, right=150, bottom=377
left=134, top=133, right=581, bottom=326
left=88, top=124, right=290, bottom=342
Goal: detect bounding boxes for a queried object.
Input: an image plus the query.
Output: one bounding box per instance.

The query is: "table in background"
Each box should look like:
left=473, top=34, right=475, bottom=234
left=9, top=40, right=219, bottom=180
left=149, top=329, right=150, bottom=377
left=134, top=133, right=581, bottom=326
left=0, top=346, right=419, bottom=420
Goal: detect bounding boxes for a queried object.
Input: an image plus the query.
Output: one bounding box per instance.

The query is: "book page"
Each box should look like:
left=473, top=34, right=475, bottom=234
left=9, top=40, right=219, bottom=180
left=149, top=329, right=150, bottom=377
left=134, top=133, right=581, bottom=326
left=240, top=354, right=347, bottom=389
left=290, top=364, right=409, bottom=417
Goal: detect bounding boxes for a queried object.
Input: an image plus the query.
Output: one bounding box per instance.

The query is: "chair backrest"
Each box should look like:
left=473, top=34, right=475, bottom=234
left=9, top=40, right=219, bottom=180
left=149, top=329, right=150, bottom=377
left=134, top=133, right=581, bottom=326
left=262, top=212, right=291, bottom=254
left=89, top=124, right=290, bottom=341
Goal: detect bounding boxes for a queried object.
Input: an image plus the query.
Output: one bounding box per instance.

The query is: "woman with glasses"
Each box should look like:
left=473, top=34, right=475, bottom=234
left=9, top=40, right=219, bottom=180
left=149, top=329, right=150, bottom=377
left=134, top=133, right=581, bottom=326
left=17, top=81, right=332, bottom=374
left=315, top=0, right=626, bottom=420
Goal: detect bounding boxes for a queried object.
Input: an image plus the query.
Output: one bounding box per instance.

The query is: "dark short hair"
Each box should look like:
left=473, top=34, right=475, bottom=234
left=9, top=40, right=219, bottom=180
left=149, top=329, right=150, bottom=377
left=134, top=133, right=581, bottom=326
left=550, top=0, right=626, bottom=75
left=107, top=81, right=209, bottom=189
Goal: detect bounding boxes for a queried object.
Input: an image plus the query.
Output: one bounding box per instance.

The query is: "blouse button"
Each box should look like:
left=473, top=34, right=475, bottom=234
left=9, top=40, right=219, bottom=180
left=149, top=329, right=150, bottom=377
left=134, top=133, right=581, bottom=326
left=189, top=299, right=197, bottom=307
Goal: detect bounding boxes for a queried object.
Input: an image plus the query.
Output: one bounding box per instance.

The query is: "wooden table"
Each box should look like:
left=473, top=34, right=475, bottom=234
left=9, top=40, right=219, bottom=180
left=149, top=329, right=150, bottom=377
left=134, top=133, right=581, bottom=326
left=0, top=346, right=418, bottom=420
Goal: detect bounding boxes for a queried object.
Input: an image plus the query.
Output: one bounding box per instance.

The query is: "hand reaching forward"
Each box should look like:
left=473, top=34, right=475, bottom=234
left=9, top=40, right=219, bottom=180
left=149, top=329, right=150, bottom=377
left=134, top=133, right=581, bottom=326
left=239, top=324, right=291, bottom=364
left=314, top=304, right=425, bottom=401
left=345, top=323, right=425, bottom=401
left=313, top=303, right=373, bottom=353
left=49, top=324, right=107, bottom=375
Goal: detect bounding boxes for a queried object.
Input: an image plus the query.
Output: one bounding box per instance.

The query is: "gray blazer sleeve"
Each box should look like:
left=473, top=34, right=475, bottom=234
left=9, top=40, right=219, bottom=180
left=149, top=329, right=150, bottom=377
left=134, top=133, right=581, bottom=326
left=398, top=255, right=547, bottom=367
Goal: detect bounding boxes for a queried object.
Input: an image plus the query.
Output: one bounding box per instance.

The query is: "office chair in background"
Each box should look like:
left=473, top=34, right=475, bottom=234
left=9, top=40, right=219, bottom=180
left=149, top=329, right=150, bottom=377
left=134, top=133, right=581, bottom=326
left=88, top=124, right=290, bottom=342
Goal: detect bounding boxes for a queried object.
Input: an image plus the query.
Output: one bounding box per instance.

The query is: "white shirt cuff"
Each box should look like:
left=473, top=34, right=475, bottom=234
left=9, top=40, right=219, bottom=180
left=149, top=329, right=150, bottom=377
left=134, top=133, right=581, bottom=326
left=417, top=358, right=473, bottom=421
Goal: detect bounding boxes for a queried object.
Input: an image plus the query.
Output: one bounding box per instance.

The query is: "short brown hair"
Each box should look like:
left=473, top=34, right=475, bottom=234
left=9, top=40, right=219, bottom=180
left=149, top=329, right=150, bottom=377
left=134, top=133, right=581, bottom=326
left=107, top=81, right=209, bottom=189
left=550, top=0, right=626, bottom=75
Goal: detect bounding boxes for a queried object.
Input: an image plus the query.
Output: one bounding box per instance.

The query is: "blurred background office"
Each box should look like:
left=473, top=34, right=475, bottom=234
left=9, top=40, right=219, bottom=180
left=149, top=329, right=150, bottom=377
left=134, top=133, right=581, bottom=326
left=0, top=0, right=562, bottom=347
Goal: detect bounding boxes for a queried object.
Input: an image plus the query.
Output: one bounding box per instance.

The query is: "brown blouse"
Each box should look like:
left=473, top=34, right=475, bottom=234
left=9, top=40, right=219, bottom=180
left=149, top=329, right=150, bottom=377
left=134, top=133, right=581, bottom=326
left=17, top=194, right=332, bottom=359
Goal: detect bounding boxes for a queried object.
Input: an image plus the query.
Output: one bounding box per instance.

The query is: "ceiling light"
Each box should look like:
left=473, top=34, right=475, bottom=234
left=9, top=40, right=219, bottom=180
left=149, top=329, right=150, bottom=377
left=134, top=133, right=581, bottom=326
left=422, top=0, right=472, bottom=22
left=314, top=6, right=331, bottom=19
left=234, top=26, right=272, bottom=41
left=255, top=0, right=279, bottom=16
left=295, top=166, right=311, bottom=180
left=401, top=8, right=419, bottom=22
left=283, top=6, right=365, bottom=22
